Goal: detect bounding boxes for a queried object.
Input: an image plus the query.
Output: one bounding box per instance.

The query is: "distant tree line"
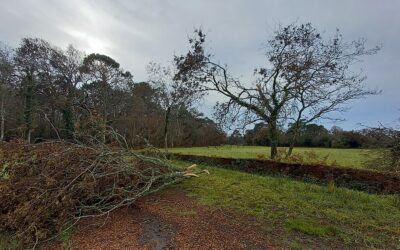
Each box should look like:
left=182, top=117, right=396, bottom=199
left=0, top=39, right=226, bottom=147
left=1, top=23, right=396, bottom=160
left=228, top=122, right=397, bottom=149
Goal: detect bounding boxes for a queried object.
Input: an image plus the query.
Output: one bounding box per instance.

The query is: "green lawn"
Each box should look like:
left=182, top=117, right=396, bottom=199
left=170, top=145, right=379, bottom=169
left=176, top=161, right=400, bottom=249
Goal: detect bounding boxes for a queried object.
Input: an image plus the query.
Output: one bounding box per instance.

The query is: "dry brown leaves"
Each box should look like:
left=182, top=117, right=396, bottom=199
left=0, top=140, right=188, bottom=248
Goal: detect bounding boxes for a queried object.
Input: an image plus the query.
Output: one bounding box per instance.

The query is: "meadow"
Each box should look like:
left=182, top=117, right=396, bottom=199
left=0, top=144, right=396, bottom=249
left=170, top=145, right=380, bottom=169
left=175, top=160, right=400, bottom=249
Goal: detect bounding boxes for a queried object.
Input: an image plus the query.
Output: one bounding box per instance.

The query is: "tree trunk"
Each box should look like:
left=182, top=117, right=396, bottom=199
left=268, top=117, right=279, bottom=159
left=0, top=95, right=5, bottom=141
left=164, top=107, right=171, bottom=151
left=287, top=125, right=300, bottom=156
left=24, top=76, right=34, bottom=143
left=287, top=108, right=304, bottom=156
left=27, top=130, right=31, bottom=144
left=287, top=140, right=295, bottom=156
left=62, top=101, right=74, bottom=140
left=287, top=135, right=299, bottom=156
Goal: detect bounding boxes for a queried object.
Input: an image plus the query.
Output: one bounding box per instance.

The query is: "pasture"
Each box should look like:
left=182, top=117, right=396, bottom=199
left=170, top=145, right=380, bottom=169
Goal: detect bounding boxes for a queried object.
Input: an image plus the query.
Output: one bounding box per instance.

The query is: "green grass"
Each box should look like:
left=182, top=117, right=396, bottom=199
left=170, top=145, right=379, bottom=169
left=175, top=160, right=400, bottom=249
left=284, top=218, right=339, bottom=237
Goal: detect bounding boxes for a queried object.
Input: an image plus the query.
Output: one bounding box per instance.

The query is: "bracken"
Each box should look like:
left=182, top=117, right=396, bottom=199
left=0, top=139, right=201, bottom=248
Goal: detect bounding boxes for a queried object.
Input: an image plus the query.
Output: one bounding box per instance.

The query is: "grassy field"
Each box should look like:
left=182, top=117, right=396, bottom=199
left=2, top=158, right=397, bottom=249
left=170, top=145, right=379, bottom=169
left=175, top=160, right=400, bottom=249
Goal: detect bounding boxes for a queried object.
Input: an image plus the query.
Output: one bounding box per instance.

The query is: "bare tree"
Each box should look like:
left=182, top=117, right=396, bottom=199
left=0, top=36, right=229, bottom=148
left=14, top=38, right=54, bottom=143
left=281, top=25, right=380, bottom=155
left=0, top=43, right=15, bottom=140
left=175, top=24, right=380, bottom=159
left=50, top=45, right=83, bottom=139
left=147, top=62, right=202, bottom=151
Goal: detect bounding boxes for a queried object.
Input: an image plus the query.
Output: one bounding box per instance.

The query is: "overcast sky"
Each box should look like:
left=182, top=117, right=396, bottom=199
left=1, top=0, right=399, bottom=130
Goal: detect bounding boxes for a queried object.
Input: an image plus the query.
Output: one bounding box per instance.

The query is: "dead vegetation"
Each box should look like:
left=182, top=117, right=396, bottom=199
left=274, top=148, right=336, bottom=166
left=367, top=128, right=400, bottom=174
left=0, top=128, right=204, bottom=248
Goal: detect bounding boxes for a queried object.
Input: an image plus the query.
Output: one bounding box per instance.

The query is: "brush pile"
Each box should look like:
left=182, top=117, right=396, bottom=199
left=0, top=135, right=201, bottom=247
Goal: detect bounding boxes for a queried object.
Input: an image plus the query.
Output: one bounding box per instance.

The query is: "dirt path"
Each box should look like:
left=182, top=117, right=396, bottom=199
left=62, top=190, right=274, bottom=249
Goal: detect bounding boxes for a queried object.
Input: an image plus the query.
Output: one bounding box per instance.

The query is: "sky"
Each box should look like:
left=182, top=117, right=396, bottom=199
left=0, top=0, right=399, bottom=130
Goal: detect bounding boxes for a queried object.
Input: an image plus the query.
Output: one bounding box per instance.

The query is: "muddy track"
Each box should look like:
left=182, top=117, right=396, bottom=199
left=138, top=212, right=175, bottom=249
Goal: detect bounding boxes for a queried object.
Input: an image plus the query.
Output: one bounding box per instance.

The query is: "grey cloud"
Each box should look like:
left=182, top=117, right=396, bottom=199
left=0, top=0, right=399, bottom=129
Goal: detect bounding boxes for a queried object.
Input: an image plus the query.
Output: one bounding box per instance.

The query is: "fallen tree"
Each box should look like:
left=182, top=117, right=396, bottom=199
left=0, top=130, right=204, bottom=248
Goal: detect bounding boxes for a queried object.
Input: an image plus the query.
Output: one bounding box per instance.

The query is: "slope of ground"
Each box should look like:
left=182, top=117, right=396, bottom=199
left=175, top=160, right=400, bottom=249
left=2, top=159, right=399, bottom=249
left=170, top=145, right=379, bottom=169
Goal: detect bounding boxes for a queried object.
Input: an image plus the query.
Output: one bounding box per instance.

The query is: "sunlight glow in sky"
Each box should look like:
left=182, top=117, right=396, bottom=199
left=61, top=28, right=108, bottom=54
left=0, top=0, right=399, bottom=130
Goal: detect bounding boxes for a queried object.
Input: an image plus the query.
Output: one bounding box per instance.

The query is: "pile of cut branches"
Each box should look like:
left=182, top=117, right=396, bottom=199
left=0, top=133, right=203, bottom=248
